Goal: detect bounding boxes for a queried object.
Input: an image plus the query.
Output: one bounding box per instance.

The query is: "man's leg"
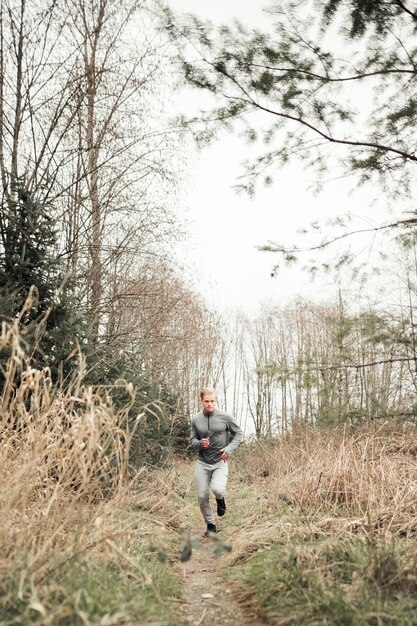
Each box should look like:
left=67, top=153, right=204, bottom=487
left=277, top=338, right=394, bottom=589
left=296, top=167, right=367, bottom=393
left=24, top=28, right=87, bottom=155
left=211, top=461, right=229, bottom=511
left=194, top=460, right=215, bottom=524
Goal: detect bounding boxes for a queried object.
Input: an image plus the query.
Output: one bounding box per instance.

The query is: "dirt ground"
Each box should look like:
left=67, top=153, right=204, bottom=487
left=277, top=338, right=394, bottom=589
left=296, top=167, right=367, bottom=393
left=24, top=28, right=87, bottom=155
left=173, top=524, right=254, bottom=626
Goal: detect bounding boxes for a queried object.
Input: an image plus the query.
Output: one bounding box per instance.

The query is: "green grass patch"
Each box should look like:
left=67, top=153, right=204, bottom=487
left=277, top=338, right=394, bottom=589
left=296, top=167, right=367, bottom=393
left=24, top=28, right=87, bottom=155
left=1, top=526, right=181, bottom=626
left=232, top=535, right=417, bottom=625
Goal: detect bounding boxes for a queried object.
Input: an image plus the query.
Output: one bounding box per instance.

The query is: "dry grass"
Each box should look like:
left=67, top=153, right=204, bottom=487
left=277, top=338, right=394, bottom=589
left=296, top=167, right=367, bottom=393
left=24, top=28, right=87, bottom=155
left=4, top=304, right=417, bottom=625
left=233, top=421, right=417, bottom=538
left=0, top=320, right=179, bottom=625
left=213, top=423, right=417, bottom=624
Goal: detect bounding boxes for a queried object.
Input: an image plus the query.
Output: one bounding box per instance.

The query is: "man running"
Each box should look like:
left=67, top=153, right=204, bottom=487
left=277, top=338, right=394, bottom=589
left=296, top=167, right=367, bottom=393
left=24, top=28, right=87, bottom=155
left=191, top=387, right=244, bottom=536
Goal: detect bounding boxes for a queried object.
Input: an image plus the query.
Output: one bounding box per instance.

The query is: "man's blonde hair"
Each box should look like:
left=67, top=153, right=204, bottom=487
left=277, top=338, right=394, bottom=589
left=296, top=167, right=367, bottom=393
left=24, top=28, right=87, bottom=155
left=200, top=387, right=216, bottom=400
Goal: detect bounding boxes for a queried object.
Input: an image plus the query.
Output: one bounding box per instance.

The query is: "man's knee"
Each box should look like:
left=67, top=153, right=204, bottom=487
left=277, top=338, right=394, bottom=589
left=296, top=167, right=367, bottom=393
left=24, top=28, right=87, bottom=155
left=197, top=491, right=210, bottom=503
left=212, top=486, right=226, bottom=500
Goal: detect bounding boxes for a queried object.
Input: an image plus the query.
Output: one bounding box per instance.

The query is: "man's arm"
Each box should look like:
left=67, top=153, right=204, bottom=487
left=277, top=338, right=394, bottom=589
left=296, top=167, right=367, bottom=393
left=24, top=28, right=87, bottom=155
left=222, top=416, right=244, bottom=458
left=190, top=418, right=203, bottom=451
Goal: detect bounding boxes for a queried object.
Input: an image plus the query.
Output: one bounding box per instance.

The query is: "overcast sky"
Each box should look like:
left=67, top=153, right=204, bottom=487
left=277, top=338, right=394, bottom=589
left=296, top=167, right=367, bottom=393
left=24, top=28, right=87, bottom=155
left=167, top=0, right=390, bottom=316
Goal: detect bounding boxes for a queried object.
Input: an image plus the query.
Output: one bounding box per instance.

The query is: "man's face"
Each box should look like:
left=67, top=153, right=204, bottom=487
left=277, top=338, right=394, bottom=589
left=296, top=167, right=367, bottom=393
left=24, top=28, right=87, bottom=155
left=201, top=393, right=216, bottom=414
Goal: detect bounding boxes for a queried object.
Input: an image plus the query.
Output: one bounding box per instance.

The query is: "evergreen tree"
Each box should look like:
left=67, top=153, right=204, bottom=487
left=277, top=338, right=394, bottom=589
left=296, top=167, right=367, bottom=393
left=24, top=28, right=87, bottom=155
left=0, top=184, right=87, bottom=381
left=84, top=345, right=191, bottom=468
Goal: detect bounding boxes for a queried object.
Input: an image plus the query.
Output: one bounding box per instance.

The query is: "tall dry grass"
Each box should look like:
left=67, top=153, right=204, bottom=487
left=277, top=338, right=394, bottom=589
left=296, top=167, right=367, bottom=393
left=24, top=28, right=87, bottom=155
left=223, top=425, right=417, bottom=625
left=0, top=319, right=147, bottom=622
left=234, top=421, right=417, bottom=537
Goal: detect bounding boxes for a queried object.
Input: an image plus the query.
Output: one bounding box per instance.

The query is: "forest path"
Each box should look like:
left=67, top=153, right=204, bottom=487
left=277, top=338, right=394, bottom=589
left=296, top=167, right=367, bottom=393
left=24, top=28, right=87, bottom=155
left=173, top=521, right=253, bottom=626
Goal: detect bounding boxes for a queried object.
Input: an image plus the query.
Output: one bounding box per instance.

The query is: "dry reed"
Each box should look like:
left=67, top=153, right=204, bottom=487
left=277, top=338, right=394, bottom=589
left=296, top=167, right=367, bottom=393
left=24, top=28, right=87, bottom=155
left=0, top=318, right=153, bottom=621
left=234, top=421, right=417, bottom=539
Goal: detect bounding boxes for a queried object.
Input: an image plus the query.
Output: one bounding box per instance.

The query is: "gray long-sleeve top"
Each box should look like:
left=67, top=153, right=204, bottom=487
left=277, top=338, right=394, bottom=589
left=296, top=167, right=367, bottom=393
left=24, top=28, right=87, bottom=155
left=191, top=408, right=244, bottom=465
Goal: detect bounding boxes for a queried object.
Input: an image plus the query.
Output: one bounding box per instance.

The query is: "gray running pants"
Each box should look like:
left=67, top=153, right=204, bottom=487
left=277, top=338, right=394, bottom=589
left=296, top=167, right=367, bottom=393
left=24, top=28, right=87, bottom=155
left=194, top=459, right=229, bottom=524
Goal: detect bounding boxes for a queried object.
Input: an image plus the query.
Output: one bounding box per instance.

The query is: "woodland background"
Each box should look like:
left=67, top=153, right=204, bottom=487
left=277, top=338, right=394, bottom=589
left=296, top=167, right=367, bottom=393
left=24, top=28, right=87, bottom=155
left=2, top=0, right=417, bottom=448
left=3, top=2, right=417, bottom=624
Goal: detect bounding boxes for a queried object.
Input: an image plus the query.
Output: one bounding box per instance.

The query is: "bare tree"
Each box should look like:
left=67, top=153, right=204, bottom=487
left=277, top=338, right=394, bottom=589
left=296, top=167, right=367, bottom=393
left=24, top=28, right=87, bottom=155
left=0, top=1, right=83, bottom=199
left=115, top=260, right=223, bottom=410
left=0, top=0, right=187, bottom=351
left=59, top=0, right=185, bottom=337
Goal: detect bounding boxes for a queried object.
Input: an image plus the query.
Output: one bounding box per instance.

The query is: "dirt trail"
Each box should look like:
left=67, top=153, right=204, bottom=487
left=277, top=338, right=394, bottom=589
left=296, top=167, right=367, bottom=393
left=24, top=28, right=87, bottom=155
left=173, top=525, right=253, bottom=626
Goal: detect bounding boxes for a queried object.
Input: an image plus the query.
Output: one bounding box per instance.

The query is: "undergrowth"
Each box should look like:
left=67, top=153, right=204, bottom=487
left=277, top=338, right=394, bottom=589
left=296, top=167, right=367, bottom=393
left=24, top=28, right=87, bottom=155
left=216, top=423, right=417, bottom=625
left=1, top=535, right=179, bottom=626
left=4, top=310, right=417, bottom=625
left=235, top=534, right=417, bottom=625
left=0, top=319, right=181, bottom=626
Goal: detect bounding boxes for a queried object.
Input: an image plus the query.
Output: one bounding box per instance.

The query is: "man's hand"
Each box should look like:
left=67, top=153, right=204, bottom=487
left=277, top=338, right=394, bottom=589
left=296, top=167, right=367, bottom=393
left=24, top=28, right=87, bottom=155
left=220, top=449, right=229, bottom=461
left=201, top=437, right=210, bottom=448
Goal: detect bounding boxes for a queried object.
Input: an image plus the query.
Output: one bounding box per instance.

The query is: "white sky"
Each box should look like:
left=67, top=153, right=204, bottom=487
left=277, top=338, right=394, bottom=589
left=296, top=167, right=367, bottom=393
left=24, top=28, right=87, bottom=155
left=168, top=0, right=391, bottom=316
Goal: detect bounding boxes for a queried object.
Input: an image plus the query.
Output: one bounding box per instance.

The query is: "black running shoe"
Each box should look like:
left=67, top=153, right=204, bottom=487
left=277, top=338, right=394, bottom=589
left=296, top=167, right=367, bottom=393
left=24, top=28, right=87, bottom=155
left=204, top=523, right=217, bottom=536
left=216, top=497, right=226, bottom=517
